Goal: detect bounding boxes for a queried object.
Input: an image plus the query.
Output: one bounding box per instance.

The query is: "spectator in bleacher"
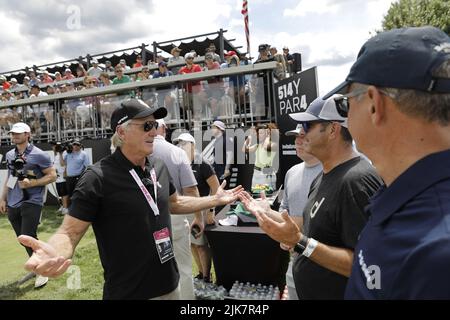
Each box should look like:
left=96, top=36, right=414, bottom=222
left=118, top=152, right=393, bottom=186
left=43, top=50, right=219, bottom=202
left=87, top=59, right=103, bottom=78
left=138, top=66, right=151, bottom=80
left=23, top=76, right=31, bottom=88
left=169, top=47, right=184, bottom=74
left=0, top=75, right=11, bottom=90
left=270, top=47, right=287, bottom=80
left=104, top=60, right=114, bottom=73
left=169, top=47, right=183, bottom=63
left=14, top=91, right=25, bottom=100
left=133, top=55, right=143, bottom=68
left=152, top=61, right=173, bottom=79
left=99, top=72, right=111, bottom=87
left=255, top=44, right=274, bottom=64
left=66, top=83, right=75, bottom=92
left=58, top=84, right=67, bottom=93
left=29, top=84, right=48, bottom=98
left=63, top=68, right=75, bottom=80
left=41, top=71, right=54, bottom=84
left=179, top=52, right=202, bottom=77
left=46, top=85, right=56, bottom=95
left=179, top=52, right=204, bottom=119
left=83, top=76, right=98, bottom=89
left=207, top=43, right=221, bottom=63
left=1, top=90, right=14, bottom=102
left=204, top=53, right=221, bottom=71
left=9, top=78, right=20, bottom=91
left=203, top=53, right=224, bottom=117
left=28, top=72, right=41, bottom=87
left=76, top=64, right=87, bottom=78
left=119, top=59, right=130, bottom=70
left=221, top=52, right=245, bottom=105
left=283, top=46, right=294, bottom=75
left=54, top=72, right=63, bottom=82
left=112, top=66, right=131, bottom=85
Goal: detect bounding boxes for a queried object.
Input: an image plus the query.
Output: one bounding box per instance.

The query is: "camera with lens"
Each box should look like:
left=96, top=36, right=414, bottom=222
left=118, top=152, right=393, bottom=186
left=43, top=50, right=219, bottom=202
left=11, top=154, right=27, bottom=181
left=52, top=141, right=73, bottom=154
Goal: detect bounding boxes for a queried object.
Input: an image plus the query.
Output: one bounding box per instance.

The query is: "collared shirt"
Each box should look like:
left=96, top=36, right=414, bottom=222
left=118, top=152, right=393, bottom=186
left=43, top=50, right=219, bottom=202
left=345, top=149, right=450, bottom=299
left=63, top=150, right=89, bottom=177
left=6, top=144, right=53, bottom=208
left=69, top=148, right=178, bottom=300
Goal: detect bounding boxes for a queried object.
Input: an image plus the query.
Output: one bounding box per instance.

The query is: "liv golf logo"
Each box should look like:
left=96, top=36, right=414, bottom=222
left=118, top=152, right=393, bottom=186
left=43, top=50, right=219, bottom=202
left=358, top=250, right=381, bottom=290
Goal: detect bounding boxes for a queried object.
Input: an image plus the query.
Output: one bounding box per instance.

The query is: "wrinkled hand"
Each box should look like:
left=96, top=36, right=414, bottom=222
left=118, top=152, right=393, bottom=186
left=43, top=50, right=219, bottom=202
left=18, top=235, right=72, bottom=278
left=18, top=178, right=34, bottom=189
left=239, top=193, right=302, bottom=246
left=215, top=181, right=243, bottom=205
left=238, top=190, right=271, bottom=217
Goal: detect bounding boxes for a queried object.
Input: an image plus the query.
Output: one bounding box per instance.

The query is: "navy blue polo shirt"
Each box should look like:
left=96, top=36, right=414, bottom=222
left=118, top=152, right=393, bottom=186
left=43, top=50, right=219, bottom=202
left=345, top=149, right=450, bottom=299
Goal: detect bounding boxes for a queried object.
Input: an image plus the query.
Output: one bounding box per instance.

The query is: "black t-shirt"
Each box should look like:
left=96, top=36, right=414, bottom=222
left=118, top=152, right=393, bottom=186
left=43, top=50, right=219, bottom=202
left=69, top=148, right=179, bottom=300
left=293, top=156, right=383, bottom=300
left=191, top=156, right=216, bottom=197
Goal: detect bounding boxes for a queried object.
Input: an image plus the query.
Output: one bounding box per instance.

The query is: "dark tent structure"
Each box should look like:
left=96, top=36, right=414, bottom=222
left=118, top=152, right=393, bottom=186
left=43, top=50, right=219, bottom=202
left=0, top=30, right=242, bottom=84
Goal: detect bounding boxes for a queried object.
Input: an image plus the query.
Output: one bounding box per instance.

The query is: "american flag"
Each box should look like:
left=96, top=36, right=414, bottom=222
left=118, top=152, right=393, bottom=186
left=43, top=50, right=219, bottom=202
left=241, top=0, right=250, bottom=55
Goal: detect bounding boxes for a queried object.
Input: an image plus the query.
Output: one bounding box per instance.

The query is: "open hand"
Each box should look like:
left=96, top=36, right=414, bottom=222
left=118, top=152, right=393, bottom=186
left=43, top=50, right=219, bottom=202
left=215, top=181, right=243, bottom=205
left=18, top=235, right=72, bottom=278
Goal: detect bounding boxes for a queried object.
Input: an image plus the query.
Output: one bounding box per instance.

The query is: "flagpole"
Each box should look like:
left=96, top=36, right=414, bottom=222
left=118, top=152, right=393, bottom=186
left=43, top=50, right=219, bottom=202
left=242, top=0, right=250, bottom=58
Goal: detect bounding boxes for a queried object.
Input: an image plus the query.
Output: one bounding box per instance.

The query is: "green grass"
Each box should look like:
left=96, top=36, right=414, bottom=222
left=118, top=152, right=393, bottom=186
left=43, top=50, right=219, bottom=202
left=0, top=206, right=103, bottom=300
left=0, top=206, right=212, bottom=300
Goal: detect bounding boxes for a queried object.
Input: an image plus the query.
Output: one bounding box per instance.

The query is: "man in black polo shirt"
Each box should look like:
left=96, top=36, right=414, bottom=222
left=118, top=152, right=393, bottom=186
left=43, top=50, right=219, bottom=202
left=240, top=95, right=382, bottom=299
left=18, top=99, right=242, bottom=300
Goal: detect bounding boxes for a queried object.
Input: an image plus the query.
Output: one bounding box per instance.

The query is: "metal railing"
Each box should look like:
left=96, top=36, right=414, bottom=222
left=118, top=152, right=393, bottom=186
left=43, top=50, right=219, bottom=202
left=0, top=62, right=277, bottom=145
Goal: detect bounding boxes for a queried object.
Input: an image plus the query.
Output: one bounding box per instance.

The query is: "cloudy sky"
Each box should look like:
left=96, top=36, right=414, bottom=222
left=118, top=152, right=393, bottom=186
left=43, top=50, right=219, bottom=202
left=0, top=0, right=396, bottom=95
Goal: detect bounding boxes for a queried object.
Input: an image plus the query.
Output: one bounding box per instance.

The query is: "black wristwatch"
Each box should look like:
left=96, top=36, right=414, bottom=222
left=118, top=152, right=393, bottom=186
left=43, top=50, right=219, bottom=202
left=294, top=235, right=309, bottom=255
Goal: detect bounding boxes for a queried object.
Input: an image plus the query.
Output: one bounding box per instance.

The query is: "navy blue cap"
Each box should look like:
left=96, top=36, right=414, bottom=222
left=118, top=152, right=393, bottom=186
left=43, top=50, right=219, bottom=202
left=324, top=26, right=450, bottom=99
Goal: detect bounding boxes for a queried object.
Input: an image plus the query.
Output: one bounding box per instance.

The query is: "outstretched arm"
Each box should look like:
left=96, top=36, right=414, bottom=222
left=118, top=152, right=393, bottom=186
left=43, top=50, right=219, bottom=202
left=18, top=215, right=91, bottom=277
left=170, top=181, right=242, bottom=214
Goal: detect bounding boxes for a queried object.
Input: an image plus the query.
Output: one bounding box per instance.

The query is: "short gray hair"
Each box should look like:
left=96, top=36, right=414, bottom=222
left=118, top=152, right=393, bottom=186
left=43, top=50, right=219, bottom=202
left=110, top=120, right=131, bottom=149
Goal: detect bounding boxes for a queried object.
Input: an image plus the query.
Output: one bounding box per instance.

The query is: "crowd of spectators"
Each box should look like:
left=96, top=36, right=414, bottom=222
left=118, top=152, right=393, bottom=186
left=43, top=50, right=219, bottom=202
left=0, top=42, right=296, bottom=103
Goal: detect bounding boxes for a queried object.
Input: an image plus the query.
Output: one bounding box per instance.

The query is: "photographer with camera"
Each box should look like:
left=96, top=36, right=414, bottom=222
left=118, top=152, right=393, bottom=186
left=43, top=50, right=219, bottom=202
left=52, top=142, right=69, bottom=215
left=0, top=122, right=57, bottom=288
left=60, top=139, right=90, bottom=201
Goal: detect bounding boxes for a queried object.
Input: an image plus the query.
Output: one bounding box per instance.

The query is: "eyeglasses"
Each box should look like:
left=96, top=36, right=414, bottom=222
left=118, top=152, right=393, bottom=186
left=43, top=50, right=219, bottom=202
left=334, top=87, right=396, bottom=117
left=186, top=57, right=194, bottom=60
left=300, top=121, right=330, bottom=133
left=115, top=70, right=123, bottom=73
left=334, top=88, right=367, bottom=118
left=128, top=120, right=159, bottom=132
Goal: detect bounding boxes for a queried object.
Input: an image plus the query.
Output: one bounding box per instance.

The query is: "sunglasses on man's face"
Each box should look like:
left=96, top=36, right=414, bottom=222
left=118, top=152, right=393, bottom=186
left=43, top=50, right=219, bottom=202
left=129, top=120, right=159, bottom=132
left=334, top=88, right=368, bottom=117
left=300, top=121, right=330, bottom=133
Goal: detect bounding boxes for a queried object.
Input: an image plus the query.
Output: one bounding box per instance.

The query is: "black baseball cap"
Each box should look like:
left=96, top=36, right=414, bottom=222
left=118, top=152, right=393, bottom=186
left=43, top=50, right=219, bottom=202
left=111, top=99, right=167, bottom=132
left=324, top=26, right=450, bottom=99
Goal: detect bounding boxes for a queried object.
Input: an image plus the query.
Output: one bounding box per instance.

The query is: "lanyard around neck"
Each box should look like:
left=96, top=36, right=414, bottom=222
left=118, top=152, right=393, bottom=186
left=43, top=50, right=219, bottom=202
left=129, top=168, right=159, bottom=216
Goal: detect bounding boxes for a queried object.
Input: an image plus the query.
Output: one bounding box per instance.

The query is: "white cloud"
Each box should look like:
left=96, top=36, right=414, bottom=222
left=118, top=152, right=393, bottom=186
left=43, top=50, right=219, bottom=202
left=284, top=0, right=340, bottom=17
